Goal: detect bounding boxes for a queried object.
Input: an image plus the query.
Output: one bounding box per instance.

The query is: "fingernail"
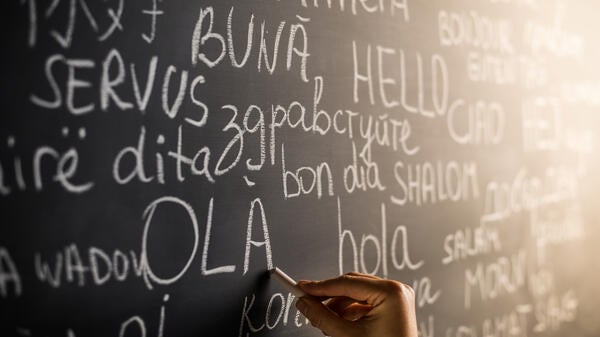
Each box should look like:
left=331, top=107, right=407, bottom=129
left=296, top=297, right=308, bottom=312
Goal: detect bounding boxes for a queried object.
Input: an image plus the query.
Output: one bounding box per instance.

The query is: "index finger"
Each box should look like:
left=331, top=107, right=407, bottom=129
left=298, top=274, right=389, bottom=306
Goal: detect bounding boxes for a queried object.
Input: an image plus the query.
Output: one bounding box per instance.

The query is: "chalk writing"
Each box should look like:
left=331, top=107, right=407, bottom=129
left=3, top=1, right=599, bottom=337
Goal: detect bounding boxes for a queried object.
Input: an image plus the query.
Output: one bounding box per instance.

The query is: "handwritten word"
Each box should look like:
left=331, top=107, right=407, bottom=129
left=447, top=99, right=505, bottom=145
left=522, top=2, right=584, bottom=61
left=352, top=41, right=449, bottom=117
left=336, top=111, right=420, bottom=160
left=192, top=6, right=310, bottom=82
left=0, top=135, right=93, bottom=196
left=533, top=290, right=578, bottom=333
left=338, top=199, right=424, bottom=278
left=143, top=196, right=273, bottom=284
left=34, top=196, right=273, bottom=290
left=113, top=113, right=261, bottom=185
left=343, top=142, right=386, bottom=194
left=281, top=144, right=334, bottom=199
left=532, top=202, right=584, bottom=249
left=464, top=250, right=527, bottom=309
left=442, top=222, right=501, bottom=265
left=30, top=50, right=207, bottom=126
left=467, top=52, right=517, bottom=85
left=19, top=0, right=125, bottom=48
left=238, top=292, right=308, bottom=337
left=35, top=244, right=143, bottom=288
left=391, top=161, right=479, bottom=206
left=272, top=101, right=421, bottom=161
left=481, top=167, right=578, bottom=224
left=438, top=10, right=514, bottom=54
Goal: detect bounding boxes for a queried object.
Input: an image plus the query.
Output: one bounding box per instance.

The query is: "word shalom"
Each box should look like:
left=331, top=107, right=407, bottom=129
left=391, top=161, right=480, bottom=206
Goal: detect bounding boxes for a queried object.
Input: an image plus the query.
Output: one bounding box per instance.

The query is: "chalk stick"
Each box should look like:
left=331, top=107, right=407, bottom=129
left=269, top=267, right=307, bottom=297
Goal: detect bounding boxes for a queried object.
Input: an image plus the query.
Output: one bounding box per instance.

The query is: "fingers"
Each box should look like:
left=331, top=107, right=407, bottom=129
left=297, top=274, right=417, bottom=337
left=326, top=295, right=374, bottom=322
left=298, top=274, right=388, bottom=305
left=296, top=296, right=351, bottom=337
left=345, top=272, right=381, bottom=280
left=326, top=296, right=356, bottom=314
left=340, top=303, right=373, bottom=321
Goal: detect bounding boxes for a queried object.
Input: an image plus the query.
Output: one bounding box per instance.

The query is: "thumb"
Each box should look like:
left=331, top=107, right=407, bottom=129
left=296, top=297, right=352, bottom=337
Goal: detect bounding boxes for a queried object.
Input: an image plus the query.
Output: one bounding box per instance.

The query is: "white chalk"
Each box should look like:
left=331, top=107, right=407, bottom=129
left=269, top=267, right=306, bottom=297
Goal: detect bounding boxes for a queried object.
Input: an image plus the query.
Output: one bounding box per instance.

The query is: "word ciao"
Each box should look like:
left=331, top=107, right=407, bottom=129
left=447, top=100, right=505, bottom=145
left=34, top=196, right=274, bottom=289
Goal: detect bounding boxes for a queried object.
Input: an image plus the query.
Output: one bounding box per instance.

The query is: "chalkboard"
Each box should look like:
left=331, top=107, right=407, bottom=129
left=2, top=1, right=600, bottom=337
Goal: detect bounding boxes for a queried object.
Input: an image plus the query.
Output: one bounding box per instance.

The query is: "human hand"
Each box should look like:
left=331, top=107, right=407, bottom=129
left=295, top=272, right=418, bottom=337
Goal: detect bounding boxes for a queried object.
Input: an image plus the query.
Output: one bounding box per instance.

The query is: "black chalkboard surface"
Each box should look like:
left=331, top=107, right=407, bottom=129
left=2, top=1, right=600, bottom=337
